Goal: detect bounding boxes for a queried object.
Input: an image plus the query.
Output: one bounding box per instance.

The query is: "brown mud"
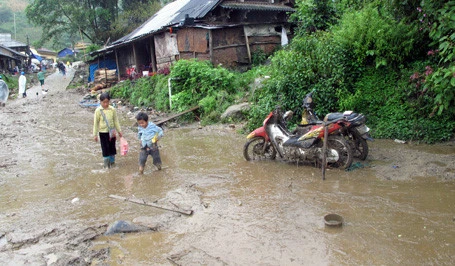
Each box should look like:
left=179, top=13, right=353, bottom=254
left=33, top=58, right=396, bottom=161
left=0, top=69, right=454, bottom=265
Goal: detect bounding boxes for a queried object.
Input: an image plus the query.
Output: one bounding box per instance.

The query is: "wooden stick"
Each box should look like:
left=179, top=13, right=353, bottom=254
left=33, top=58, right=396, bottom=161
left=322, top=123, right=328, bottom=180
left=109, top=194, right=193, bottom=216
left=152, top=106, right=199, bottom=126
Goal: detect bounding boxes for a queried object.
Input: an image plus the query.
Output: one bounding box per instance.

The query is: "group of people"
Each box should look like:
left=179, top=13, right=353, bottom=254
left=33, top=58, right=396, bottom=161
left=2, top=69, right=158, bottom=174
left=92, top=92, right=164, bottom=174
left=17, top=69, right=48, bottom=98
left=0, top=66, right=48, bottom=106
left=57, top=62, right=67, bottom=77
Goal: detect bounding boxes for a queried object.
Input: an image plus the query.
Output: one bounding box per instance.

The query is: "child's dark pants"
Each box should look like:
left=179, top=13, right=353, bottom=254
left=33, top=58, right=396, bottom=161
left=139, top=143, right=161, bottom=168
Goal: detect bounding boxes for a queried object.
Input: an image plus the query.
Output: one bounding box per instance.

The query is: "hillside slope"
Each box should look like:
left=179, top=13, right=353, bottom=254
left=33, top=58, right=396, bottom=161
left=0, top=0, right=43, bottom=45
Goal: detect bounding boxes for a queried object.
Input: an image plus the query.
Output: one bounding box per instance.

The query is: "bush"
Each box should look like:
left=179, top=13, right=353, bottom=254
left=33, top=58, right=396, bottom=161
left=110, top=74, right=169, bottom=109
left=169, top=59, right=248, bottom=124
left=1, top=74, right=18, bottom=95
left=339, top=65, right=454, bottom=143
left=246, top=31, right=349, bottom=131
left=111, top=59, right=252, bottom=125
left=332, top=4, right=416, bottom=68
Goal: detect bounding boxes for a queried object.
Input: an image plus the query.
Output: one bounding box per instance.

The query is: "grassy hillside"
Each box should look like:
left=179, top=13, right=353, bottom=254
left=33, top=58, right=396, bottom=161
left=0, top=0, right=43, bottom=46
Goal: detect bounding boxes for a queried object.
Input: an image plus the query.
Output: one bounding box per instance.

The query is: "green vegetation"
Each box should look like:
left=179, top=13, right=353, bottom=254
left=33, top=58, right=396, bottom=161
left=107, top=0, right=454, bottom=143
left=25, top=0, right=166, bottom=47
left=0, top=0, right=43, bottom=46
left=110, top=60, right=261, bottom=125
left=110, top=75, right=168, bottom=108
left=1, top=74, right=18, bottom=94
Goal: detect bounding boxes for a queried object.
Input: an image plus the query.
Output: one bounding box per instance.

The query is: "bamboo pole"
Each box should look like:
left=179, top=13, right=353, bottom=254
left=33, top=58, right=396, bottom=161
left=109, top=194, right=193, bottom=216
left=322, top=123, right=328, bottom=180
left=243, top=26, right=252, bottom=64
left=115, top=49, right=120, bottom=81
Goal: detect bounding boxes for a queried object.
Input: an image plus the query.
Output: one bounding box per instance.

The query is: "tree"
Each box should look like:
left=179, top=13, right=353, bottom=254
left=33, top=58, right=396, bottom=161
left=25, top=0, right=165, bottom=46
left=110, top=1, right=162, bottom=41
left=290, top=0, right=337, bottom=33
left=26, top=0, right=116, bottom=46
left=0, top=7, right=13, bottom=24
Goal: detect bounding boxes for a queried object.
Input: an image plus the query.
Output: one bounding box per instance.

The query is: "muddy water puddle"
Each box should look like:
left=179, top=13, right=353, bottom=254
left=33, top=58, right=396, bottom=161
left=1, top=102, right=454, bottom=264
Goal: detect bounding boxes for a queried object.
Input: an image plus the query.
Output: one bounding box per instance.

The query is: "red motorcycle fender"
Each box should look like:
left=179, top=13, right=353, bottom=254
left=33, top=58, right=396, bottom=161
left=246, top=126, right=269, bottom=141
left=317, top=122, right=344, bottom=138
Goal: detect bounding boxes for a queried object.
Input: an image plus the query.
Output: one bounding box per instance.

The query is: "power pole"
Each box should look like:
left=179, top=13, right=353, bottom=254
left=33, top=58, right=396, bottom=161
left=14, top=13, right=16, bottom=40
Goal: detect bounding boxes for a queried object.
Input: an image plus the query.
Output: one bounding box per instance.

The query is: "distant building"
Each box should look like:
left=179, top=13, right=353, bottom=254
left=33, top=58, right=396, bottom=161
left=0, top=44, right=27, bottom=73
left=0, top=33, right=28, bottom=54
left=36, top=48, right=57, bottom=62
left=74, top=42, right=90, bottom=51
left=0, top=34, right=28, bottom=73
left=58, top=48, right=79, bottom=58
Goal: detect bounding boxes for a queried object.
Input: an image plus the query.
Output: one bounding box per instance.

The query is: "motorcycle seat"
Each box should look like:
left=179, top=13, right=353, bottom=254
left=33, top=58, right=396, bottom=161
left=325, top=112, right=363, bottom=124
left=324, top=112, right=345, bottom=122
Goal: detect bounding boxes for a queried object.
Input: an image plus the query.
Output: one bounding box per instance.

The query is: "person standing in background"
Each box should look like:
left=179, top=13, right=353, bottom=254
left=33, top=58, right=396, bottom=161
left=37, top=68, right=47, bottom=94
left=18, top=72, right=27, bottom=98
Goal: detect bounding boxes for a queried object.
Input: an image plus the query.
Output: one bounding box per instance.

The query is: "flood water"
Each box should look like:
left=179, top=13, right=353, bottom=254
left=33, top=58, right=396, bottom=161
left=0, top=70, right=454, bottom=265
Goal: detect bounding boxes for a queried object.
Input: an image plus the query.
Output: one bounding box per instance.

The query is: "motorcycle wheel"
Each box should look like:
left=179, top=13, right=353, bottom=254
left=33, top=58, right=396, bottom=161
left=243, top=137, right=277, bottom=161
left=325, top=136, right=353, bottom=169
left=349, top=130, right=369, bottom=160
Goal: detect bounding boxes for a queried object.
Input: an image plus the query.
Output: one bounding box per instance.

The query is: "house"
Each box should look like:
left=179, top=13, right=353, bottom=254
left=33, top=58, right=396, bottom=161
left=0, top=34, right=28, bottom=73
left=0, top=33, right=29, bottom=55
left=91, top=0, right=295, bottom=81
left=0, top=44, right=27, bottom=73
left=74, top=42, right=90, bottom=51
left=58, top=48, right=79, bottom=59
left=37, top=48, right=58, bottom=62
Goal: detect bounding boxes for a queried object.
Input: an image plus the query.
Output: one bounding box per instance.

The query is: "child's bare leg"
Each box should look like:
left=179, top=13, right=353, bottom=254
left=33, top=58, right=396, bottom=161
left=139, top=166, right=144, bottom=174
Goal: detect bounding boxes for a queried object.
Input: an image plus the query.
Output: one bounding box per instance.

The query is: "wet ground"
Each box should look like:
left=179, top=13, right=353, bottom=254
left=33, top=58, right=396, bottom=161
left=0, top=69, right=454, bottom=265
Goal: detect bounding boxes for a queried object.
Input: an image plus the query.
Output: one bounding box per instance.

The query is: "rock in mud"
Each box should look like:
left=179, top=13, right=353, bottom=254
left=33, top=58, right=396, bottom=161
left=220, top=102, right=250, bottom=120
left=104, top=220, right=154, bottom=235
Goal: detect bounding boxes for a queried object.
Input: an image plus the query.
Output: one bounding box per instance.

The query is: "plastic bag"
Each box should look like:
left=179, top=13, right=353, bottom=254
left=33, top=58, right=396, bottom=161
left=120, top=137, right=129, bottom=156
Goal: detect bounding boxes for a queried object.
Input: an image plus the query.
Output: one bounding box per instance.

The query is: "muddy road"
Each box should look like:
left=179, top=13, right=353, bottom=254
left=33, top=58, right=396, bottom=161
left=1, top=69, right=454, bottom=265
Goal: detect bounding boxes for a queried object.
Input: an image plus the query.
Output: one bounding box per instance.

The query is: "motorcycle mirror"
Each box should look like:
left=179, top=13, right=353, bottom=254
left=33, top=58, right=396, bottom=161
left=302, top=92, right=314, bottom=109
left=283, top=110, right=293, bottom=121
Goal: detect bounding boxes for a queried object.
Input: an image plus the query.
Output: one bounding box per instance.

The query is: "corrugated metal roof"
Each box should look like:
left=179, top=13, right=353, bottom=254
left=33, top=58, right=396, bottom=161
left=95, top=0, right=293, bottom=54
left=0, top=44, right=27, bottom=58
left=220, top=3, right=294, bottom=12
left=112, top=0, right=220, bottom=45
left=0, top=39, right=28, bottom=48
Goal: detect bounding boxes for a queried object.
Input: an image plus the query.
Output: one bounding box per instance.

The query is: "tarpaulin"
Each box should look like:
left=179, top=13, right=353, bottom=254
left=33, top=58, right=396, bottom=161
left=31, top=52, right=43, bottom=62
left=88, top=59, right=117, bottom=82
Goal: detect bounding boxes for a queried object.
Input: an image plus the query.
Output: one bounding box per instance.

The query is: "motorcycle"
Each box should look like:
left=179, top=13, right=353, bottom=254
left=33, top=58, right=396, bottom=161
left=294, top=91, right=373, bottom=160
left=243, top=106, right=354, bottom=169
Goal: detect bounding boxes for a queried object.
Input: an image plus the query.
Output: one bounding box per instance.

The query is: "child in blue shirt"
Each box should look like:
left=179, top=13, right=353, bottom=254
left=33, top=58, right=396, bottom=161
left=136, top=112, right=163, bottom=174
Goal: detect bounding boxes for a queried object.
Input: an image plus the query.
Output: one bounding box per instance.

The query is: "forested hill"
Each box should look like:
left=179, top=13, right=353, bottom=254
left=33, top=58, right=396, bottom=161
left=0, top=0, right=170, bottom=50
left=0, top=0, right=42, bottom=46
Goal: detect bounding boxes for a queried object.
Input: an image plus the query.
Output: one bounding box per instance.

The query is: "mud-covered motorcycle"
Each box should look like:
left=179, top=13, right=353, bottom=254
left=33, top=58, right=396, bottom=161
left=243, top=106, right=354, bottom=169
left=294, top=91, right=373, bottom=160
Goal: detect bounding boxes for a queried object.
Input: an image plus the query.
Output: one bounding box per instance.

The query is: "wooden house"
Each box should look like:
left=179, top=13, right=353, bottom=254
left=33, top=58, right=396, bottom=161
left=91, top=0, right=295, bottom=80
left=0, top=34, right=28, bottom=73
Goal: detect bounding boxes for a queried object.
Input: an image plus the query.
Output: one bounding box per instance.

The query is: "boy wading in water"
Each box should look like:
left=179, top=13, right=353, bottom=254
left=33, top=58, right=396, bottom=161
left=37, top=68, right=47, bottom=95
left=136, top=112, right=163, bottom=174
left=93, top=93, right=123, bottom=168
